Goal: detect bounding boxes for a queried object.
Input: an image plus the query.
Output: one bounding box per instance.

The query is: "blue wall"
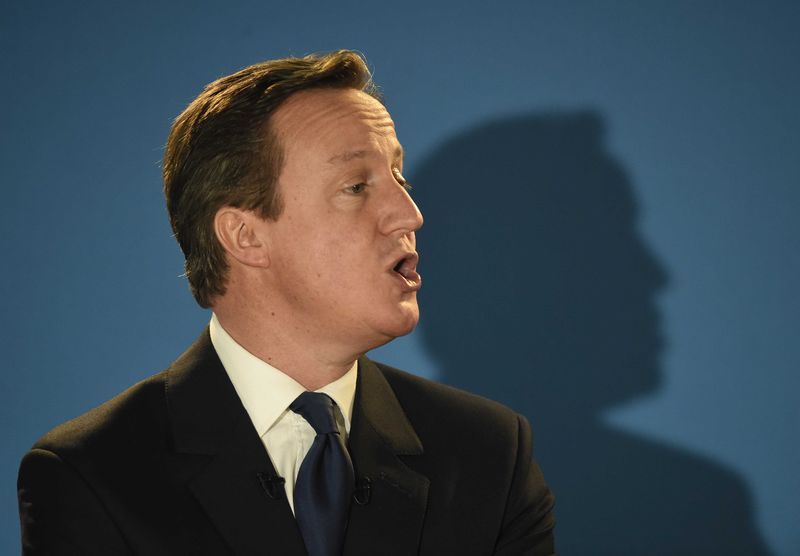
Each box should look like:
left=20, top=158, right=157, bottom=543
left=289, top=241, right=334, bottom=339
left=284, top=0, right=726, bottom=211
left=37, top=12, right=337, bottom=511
left=2, top=2, right=798, bottom=554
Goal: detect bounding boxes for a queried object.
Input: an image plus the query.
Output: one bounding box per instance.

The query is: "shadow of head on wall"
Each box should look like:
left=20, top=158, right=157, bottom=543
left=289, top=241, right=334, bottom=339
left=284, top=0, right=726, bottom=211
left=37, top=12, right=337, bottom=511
left=412, top=111, right=772, bottom=555
left=416, top=111, right=666, bottom=418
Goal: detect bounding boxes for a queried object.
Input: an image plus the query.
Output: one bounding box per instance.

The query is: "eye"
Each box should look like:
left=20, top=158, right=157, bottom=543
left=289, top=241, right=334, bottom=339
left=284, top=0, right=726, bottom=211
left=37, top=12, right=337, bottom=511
left=394, top=169, right=413, bottom=192
left=344, top=182, right=367, bottom=194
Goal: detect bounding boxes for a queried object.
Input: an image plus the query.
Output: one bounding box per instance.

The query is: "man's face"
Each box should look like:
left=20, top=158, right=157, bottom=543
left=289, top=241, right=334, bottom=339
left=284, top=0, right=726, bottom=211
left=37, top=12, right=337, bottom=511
left=262, top=87, right=423, bottom=353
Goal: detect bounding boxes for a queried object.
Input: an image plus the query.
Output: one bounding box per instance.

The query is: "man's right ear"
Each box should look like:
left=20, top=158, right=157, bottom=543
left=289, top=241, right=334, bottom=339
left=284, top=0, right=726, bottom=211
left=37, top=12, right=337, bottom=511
left=213, top=206, right=271, bottom=269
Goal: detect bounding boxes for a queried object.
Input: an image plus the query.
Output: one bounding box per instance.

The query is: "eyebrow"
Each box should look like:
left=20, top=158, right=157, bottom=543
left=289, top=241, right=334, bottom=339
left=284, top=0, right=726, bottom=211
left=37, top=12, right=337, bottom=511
left=327, top=145, right=404, bottom=165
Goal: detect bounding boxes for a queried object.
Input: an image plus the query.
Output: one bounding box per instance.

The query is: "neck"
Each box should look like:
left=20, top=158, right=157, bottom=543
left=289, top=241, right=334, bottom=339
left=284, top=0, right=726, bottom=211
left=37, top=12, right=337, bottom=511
left=212, top=299, right=361, bottom=391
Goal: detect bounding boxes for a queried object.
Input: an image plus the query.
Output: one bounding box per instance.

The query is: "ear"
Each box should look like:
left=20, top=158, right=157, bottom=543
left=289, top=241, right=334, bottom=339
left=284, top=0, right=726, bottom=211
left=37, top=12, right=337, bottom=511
left=213, top=206, right=271, bottom=268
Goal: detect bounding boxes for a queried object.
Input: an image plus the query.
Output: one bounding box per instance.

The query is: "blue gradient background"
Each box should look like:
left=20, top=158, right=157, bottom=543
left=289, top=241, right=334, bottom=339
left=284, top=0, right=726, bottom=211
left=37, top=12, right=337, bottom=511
left=2, top=2, right=798, bottom=554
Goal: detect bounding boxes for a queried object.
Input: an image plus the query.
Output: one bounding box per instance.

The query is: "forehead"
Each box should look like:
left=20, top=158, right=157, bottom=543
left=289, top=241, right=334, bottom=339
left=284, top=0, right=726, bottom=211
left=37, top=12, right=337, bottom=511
left=271, top=88, right=398, bottom=161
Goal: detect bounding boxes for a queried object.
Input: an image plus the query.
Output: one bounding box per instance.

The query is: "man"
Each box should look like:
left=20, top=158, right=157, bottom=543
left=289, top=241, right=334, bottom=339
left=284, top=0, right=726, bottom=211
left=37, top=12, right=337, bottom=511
left=18, top=50, right=556, bottom=555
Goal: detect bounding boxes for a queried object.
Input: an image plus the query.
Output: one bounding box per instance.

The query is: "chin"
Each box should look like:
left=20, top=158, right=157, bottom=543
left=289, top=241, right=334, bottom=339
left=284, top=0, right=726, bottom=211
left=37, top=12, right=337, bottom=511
left=368, top=304, right=420, bottom=347
left=394, top=317, right=419, bottom=338
left=396, top=300, right=420, bottom=334
left=386, top=315, right=420, bottom=340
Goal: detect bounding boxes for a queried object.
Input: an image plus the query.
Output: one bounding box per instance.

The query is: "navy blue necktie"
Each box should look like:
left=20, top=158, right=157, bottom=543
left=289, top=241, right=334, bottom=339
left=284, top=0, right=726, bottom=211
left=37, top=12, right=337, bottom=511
left=290, top=392, right=354, bottom=556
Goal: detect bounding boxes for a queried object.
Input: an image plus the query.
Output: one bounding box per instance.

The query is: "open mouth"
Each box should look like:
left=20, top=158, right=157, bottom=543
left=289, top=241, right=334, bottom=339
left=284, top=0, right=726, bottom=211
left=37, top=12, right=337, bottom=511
left=390, top=252, right=422, bottom=290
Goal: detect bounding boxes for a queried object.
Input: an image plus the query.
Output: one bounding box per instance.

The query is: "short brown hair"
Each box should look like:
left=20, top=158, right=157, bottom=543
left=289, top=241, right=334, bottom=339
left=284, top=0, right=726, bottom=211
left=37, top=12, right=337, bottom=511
left=163, top=50, right=380, bottom=308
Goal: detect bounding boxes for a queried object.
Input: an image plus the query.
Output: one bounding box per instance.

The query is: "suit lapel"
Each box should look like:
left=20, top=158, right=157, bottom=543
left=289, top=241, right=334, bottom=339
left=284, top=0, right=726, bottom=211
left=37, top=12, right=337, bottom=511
left=343, top=357, right=430, bottom=555
left=166, top=329, right=306, bottom=555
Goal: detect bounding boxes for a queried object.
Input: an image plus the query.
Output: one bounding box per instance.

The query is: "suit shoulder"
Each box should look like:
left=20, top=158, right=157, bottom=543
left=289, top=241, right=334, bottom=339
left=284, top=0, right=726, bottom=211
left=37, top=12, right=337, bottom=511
left=32, top=370, right=170, bottom=459
left=372, top=361, right=521, bottom=434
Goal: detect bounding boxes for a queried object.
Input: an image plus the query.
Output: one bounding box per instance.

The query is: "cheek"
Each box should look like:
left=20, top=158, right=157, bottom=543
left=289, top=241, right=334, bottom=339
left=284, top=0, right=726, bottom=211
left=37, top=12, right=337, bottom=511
left=292, top=236, right=358, bottom=285
left=317, top=227, right=372, bottom=262
left=275, top=210, right=377, bottom=279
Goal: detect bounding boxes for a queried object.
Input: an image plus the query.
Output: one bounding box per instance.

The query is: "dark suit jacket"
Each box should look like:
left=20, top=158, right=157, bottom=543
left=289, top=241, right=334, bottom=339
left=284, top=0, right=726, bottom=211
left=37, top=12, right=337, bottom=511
left=18, top=330, right=556, bottom=555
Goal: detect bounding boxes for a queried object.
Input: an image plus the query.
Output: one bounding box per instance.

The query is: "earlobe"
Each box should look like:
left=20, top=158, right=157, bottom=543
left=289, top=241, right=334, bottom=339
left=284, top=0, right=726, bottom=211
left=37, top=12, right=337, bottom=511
left=214, top=207, right=271, bottom=268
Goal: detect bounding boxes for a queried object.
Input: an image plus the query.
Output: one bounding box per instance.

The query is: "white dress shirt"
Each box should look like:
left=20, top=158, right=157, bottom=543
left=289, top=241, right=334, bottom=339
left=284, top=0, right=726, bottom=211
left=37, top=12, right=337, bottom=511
left=209, top=313, right=357, bottom=514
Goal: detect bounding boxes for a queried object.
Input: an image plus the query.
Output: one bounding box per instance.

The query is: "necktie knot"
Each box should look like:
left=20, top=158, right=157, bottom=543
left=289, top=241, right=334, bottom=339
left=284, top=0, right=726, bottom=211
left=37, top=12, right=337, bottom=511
left=289, top=391, right=339, bottom=436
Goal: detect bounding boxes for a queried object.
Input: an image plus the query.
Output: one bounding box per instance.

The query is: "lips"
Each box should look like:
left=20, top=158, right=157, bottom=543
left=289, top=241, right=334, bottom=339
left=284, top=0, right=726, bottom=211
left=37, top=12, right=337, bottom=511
left=390, top=252, right=421, bottom=291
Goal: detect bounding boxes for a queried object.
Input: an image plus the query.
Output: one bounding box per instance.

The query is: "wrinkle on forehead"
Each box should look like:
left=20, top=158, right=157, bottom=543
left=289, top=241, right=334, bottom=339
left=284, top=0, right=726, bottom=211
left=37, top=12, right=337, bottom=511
left=272, top=88, right=397, bottom=157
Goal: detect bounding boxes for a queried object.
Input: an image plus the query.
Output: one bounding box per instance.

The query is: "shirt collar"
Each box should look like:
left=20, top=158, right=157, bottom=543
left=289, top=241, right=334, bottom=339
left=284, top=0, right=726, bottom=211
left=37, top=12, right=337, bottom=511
left=209, top=313, right=358, bottom=437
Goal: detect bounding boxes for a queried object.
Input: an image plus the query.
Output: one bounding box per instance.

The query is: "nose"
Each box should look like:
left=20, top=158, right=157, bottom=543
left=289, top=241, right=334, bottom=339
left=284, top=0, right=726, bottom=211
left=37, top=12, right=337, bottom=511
left=379, top=179, right=424, bottom=236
